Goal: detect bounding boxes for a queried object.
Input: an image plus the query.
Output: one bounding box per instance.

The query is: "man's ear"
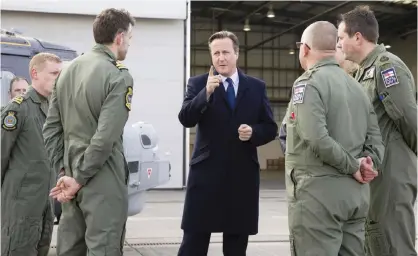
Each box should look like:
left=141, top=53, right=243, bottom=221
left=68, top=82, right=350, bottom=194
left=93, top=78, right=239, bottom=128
left=354, top=32, right=362, bottom=44
left=30, top=68, right=37, bottom=80
left=115, top=32, right=124, bottom=46
left=302, top=44, right=309, bottom=57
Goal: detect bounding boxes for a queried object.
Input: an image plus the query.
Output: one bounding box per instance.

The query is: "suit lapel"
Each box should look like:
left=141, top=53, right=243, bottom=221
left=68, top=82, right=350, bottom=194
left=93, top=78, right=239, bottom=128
left=235, top=70, right=249, bottom=110
left=214, top=82, right=228, bottom=107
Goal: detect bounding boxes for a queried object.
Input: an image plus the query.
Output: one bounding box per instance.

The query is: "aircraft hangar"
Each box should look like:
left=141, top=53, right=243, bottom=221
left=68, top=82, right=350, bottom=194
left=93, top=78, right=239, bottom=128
left=1, top=0, right=416, bottom=190
left=189, top=0, right=417, bottom=188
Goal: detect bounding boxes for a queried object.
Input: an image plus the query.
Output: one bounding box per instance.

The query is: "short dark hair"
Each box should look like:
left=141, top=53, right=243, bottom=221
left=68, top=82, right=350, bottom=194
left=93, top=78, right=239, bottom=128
left=339, top=5, right=379, bottom=43
left=208, top=31, right=240, bottom=53
left=93, top=8, right=136, bottom=44
left=9, top=76, right=28, bottom=92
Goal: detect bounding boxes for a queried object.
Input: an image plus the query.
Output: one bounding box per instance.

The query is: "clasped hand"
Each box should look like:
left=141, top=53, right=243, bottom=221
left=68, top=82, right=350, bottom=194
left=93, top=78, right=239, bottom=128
left=50, top=176, right=82, bottom=203
left=352, top=156, right=378, bottom=184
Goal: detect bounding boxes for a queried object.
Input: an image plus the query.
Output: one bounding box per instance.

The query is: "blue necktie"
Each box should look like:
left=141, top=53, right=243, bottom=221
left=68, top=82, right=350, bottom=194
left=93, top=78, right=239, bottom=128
left=225, top=77, right=235, bottom=109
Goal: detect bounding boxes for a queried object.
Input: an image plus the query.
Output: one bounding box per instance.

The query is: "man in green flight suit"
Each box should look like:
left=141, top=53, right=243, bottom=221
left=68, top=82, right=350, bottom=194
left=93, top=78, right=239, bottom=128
left=279, top=45, right=359, bottom=155
left=285, top=21, right=385, bottom=256
left=338, top=6, right=417, bottom=256
left=43, top=8, right=135, bottom=256
left=1, top=52, right=63, bottom=256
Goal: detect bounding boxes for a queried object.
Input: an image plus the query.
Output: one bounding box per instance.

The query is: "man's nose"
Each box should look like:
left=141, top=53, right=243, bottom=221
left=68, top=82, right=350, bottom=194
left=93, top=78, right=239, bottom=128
left=218, top=54, right=226, bottom=61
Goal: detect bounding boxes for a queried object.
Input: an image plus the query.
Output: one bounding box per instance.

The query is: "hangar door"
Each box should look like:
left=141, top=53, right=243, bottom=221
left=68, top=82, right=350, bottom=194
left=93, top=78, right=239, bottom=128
left=1, top=11, right=187, bottom=189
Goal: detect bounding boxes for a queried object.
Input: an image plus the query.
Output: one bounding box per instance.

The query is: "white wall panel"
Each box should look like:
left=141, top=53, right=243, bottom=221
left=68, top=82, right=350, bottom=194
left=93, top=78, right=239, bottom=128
left=2, top=11, right=186, bottom=188
left=2, top=0, right=187, bottom=20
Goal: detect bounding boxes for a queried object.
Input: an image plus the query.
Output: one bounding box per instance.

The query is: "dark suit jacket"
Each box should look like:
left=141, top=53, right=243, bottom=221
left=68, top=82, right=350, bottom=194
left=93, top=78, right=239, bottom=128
left=178, top=69, right=278, bottom=235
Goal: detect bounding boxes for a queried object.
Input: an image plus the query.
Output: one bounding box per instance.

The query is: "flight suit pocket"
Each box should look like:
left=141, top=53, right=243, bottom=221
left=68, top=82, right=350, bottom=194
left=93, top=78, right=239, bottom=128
left=381, top=93, right=402, bottom=121
left=285, top=168, right=298, bottom=202
left=16, top=161, right=50, bottom=214
left=366, top=222, right=390, bottom=256
left=10, top=217, right=42, bottom=251
left=286, top=123, right=297, bottom=154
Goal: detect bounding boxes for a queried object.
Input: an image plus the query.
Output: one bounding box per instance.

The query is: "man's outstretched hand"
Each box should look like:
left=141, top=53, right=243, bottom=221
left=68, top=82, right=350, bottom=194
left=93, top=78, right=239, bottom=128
left=353, top=156, right=378, bottom=184
left=50, top=176, right=82, bottom=203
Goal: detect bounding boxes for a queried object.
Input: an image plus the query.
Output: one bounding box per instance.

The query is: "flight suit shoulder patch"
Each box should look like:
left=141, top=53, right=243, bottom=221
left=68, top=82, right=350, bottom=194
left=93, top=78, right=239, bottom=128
left=12, top=95, right=24, bottom=105
left=125, top=86, right=133, bottom=111
left=2, top=110, right=18, bottom=131
left=381, top=67, right=399, bottom=88
left=115, top=61, right=128, bottom=71
left=292, top=83, right=306, bottom=104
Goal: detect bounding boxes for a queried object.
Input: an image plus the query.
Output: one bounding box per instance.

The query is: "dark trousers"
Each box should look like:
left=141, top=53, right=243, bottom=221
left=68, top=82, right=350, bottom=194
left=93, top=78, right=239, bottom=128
left=177, top=231, right=249, bottom=256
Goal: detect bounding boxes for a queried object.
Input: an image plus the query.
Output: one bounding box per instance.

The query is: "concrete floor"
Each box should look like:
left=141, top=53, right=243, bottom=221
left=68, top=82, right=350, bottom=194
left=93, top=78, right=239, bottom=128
left=48, top=171, right=288, bottom=255
left=47, top=170, right=417, bottom=255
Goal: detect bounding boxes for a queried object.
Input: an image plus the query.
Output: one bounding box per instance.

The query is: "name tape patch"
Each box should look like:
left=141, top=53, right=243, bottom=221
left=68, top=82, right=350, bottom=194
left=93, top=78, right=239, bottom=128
left=381, top=67, right=399, bottom=88
left=292, top=83, right=306, bottom=104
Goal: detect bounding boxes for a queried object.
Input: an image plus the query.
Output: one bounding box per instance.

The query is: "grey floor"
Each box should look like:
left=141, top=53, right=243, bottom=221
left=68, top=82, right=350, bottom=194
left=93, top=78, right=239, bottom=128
left=49, top=171, right=288, bottom=255
left=47, top=170, right=417, bottom=255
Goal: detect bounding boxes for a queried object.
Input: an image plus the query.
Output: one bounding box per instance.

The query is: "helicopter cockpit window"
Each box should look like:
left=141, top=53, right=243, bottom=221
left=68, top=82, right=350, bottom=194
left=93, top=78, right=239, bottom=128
left=0, top=71, right=15, bottom=108
left=141, top=134, right=152, bottom=147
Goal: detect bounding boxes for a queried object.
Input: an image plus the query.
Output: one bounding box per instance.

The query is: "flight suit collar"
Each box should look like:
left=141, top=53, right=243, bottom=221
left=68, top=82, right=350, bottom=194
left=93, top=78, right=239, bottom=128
left=27, top=86, right=49, bottom=116
left=310, top=56, right=339, bottom=70
left=92, top=44, right=117, bottom=62
left=359, top=44, right=386, bottom=69
left=355, top=44, right=386, bottom=81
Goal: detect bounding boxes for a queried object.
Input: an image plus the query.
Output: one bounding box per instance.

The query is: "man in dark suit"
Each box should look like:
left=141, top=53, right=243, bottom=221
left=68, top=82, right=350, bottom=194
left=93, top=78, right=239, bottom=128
left=177, top=30, right=278, bottom=256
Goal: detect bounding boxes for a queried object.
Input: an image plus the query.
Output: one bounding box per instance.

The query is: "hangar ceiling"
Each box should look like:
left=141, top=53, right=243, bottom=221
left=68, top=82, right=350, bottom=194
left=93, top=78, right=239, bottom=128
left=191, top=1, right=417, bottom=50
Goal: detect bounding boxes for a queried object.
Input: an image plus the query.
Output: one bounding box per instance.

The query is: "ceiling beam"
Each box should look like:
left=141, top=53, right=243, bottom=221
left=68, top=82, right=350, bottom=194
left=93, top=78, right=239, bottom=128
left=235, top=1, right=271, bottom=24
left=246, top=1, right=352, bottom=51
left=191, top=14, right=295, bottom=30
left=191, top=1, right=316, bottom=21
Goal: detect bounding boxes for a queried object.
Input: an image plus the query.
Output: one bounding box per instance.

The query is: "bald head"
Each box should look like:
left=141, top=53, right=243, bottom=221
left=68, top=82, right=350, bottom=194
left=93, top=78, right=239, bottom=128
left=302, top=21, right=338, bottom=51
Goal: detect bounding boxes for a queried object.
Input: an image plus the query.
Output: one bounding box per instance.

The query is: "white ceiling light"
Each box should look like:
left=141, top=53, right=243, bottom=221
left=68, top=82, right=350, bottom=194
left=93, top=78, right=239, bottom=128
left=289, top=49, right=295, bottom=55
left=385, top=45, right=391, bottom=49
left=267, top=4, right=275, bottom=18
left=243, top=19, right=251, bottom=32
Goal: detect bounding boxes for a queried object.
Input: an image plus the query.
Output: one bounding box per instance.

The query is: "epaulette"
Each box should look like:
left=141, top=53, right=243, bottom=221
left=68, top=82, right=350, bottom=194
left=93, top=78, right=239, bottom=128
left=294, top=69, right=315, bottom=84
left=11, top=95, right=24, bottom=105
left=115, top=61, right=128, bottom=71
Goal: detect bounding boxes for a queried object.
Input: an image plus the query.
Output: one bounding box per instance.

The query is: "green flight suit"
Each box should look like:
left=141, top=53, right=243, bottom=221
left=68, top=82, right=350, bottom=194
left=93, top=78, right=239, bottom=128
left=354, top=44, right=417, bottom=256
left=1, top=87, right=55, bottom=256
left=285, top=57, right=385, bottom=256
left=42, top=44, right=134, bottom=256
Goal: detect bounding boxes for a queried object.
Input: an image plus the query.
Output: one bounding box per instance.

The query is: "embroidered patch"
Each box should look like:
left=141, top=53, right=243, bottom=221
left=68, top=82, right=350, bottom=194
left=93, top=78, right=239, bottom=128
left=12, top=96, right=23, bottom=105
left=2, top=111, right=17, bottom=131
left=381, top=67, right=399, bottom=88
left=380, top=56, right=389, bottom=62
left=125, top=86, right=133, bottom=111
left=363, top=66, right=375, bottom=80
left=292, top=84, right=306, bottom=104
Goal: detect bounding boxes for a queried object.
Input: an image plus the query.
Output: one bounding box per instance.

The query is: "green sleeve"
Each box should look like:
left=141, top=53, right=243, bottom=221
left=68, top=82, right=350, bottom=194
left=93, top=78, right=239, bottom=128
left=74, top=70, right=134, bottom=186
left=359, top=104, right=385, bottom=170
left=1, top=104, right=26, bottom=185
left=376, top=63, right=417, bottom=154
left=43, top=85, right=65, bottom=175
left=294, top=83, right=360, bottom=175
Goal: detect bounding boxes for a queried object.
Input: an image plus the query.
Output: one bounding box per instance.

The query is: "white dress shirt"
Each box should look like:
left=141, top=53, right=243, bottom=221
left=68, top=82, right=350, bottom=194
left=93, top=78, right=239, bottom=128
left=220, top=69, right=239, bottom=97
